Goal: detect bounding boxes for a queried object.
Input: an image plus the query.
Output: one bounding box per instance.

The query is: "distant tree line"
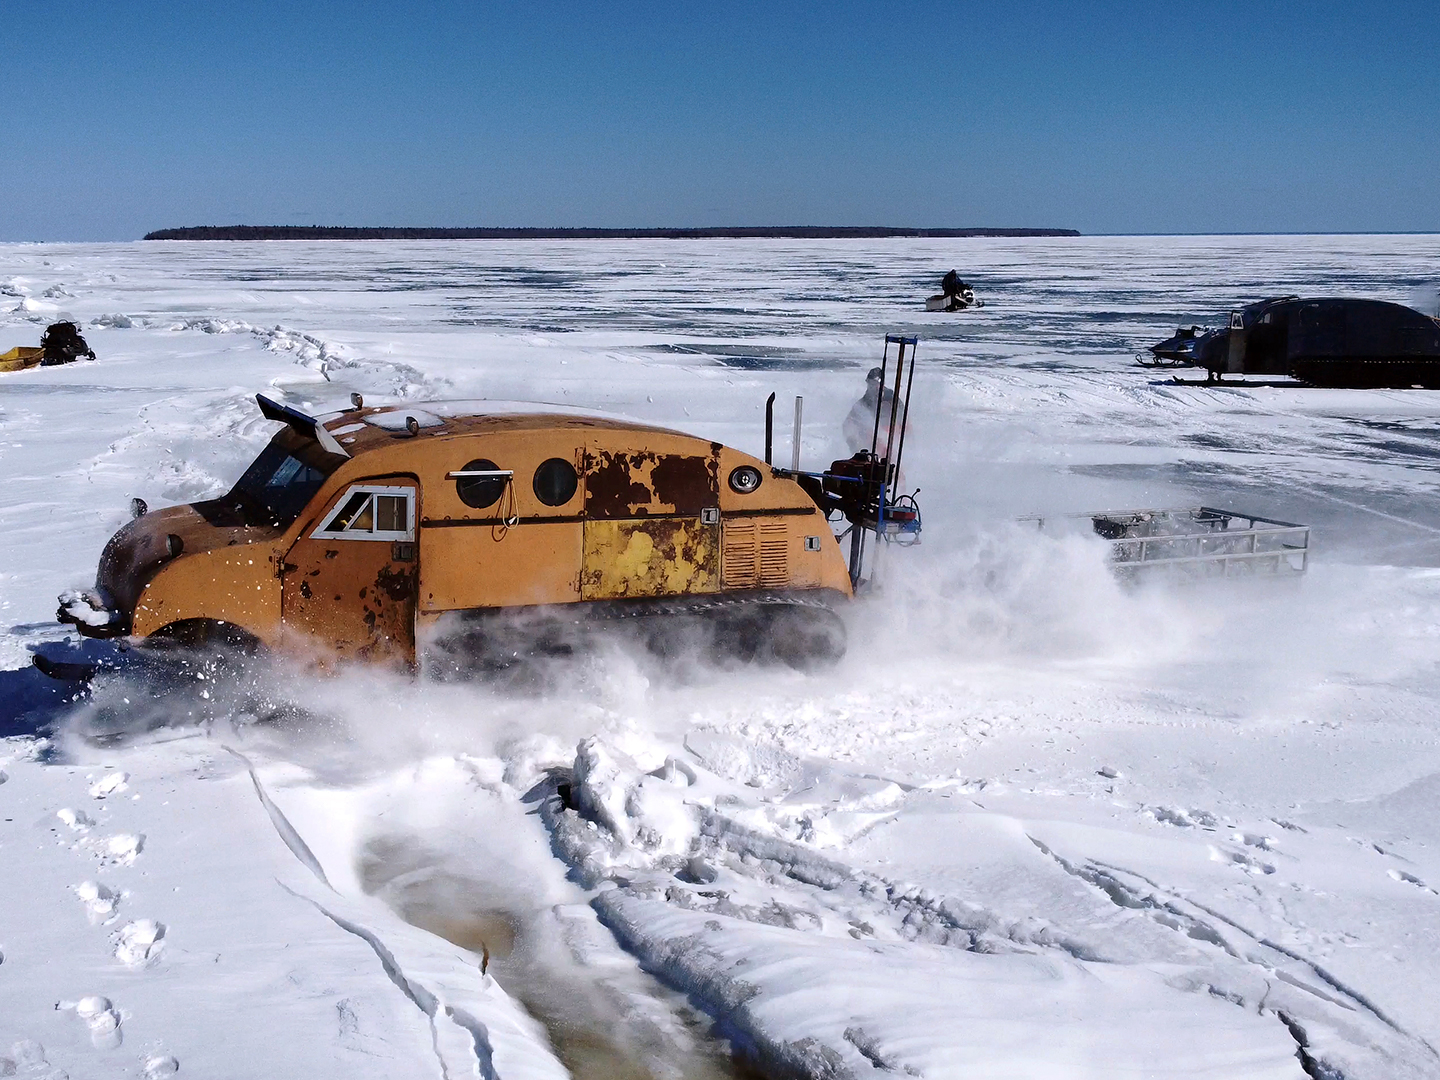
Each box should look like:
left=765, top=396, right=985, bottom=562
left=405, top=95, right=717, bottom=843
left=143, top=225, right=1081, bottom=241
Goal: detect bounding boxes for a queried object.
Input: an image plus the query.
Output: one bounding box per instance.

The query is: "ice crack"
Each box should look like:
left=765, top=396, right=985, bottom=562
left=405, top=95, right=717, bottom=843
left=1278, top=1011, right=1348, bottom=1080
left=282, top=885, right=451, bottom=1080
left=225, top=747, right=331, bottom=889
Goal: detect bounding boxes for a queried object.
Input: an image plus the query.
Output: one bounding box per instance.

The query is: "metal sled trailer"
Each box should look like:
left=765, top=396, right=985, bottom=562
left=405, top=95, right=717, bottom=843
left=0, top=346, right=43, bottom=373
left=1027, top=506, right=1310, bottom=578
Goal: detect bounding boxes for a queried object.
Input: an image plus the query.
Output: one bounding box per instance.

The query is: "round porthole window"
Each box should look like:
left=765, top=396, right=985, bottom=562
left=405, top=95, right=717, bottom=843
left=533, top=457, right=579, bottom=507
left=455, top=458, right=506, bottom=509
left=728, top=465, right=763, bottom=494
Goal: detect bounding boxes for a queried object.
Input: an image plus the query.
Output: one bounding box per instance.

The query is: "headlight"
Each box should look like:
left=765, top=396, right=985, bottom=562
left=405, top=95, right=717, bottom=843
left=728, top=465, right=763, bottom=494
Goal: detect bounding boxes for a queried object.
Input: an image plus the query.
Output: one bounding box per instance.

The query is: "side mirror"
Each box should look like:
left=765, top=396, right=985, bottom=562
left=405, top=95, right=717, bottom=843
left=130, top=498, right=148, bottom=519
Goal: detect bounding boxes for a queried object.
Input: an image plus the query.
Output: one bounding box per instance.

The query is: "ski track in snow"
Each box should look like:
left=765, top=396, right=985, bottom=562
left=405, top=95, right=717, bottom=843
left=4, top=236, right=1440, bottom=1078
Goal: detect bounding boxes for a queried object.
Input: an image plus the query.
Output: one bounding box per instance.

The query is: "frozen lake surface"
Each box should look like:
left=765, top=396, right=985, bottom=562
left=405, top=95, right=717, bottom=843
left=3, top=236, right=1440, bottom=1078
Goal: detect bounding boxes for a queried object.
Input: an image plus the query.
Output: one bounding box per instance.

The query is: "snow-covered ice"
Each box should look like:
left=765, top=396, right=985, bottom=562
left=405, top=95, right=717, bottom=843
left=3, top=235, right=1440, bottom=1078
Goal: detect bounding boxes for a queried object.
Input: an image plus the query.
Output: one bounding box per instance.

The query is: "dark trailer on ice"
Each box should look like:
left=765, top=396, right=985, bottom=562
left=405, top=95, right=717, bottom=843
left=1145, top=297, right=1440, bottom=387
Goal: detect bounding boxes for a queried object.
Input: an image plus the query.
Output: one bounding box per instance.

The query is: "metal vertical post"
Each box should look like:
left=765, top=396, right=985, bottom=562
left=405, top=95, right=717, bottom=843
left=791, top=396, right=804, bottom=472
left=764, top=392, right=775, bottom=464
left=884, top=339, right=906, bottom=466
left=848, top=527, right=865, bottom=587
left=869, top=339, right=889, bottom=455
left=892, top=338, right=919, bottom=481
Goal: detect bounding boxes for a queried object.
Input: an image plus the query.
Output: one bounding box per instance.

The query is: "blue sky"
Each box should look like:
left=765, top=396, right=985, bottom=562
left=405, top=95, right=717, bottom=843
left=2, top=1, right=1436, bottom=239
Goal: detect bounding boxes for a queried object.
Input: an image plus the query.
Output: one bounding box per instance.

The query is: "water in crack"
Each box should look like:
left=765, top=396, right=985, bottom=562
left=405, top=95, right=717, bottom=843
left=358, top=838, right=758, bottom=1080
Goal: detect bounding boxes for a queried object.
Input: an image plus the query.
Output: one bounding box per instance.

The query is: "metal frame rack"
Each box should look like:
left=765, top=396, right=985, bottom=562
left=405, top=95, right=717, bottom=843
left=1026, top=506, right=1310, bottom=577
left=764, top=334, right=923, bottom=589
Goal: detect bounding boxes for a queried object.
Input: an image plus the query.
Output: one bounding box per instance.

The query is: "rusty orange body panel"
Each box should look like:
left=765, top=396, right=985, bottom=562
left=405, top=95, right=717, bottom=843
left=80, top=401, right=853, bottom=666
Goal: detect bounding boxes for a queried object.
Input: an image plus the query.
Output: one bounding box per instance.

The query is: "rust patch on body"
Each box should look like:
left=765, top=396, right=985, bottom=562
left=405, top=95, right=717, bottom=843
left=650, top=454, right=716, bottom=514
left=584, top=450, right=653, bottom=518
left=376, top=565, right=417, bottom=602
left=585, top=449, right=719, bottom=518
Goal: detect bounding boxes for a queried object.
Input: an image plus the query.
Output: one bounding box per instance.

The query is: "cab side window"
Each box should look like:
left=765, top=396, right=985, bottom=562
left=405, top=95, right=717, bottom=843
left=313, top=486, right=414, bottom=540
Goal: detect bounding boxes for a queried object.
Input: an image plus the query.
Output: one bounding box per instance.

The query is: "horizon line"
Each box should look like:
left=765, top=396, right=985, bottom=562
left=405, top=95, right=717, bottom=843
left=140, top=225, right=1080, bottom=241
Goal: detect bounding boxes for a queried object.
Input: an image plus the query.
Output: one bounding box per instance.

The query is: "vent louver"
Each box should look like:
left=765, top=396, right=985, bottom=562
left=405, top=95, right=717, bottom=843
left=724, top=518, right=790, bottom=589
left=723, top=520, right=758, bottom=588
left=758, top=522, right=789, bottom=587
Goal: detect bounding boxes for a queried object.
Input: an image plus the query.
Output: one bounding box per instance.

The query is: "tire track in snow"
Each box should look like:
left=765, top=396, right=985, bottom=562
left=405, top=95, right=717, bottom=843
left=1028, top=836, right=1440, bottom=1074
left=1087, top=857, right=1415, bottom=1040
left=543, top=743, right=1431, bottom=1079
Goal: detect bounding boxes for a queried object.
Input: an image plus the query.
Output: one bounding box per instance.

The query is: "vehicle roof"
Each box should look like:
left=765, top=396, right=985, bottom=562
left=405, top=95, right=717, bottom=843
left=314, top=399, right=701, bottom=457
left=1243, top=296, right=1425, bottom=315
left=1237, top=296, right=1440, bottom=330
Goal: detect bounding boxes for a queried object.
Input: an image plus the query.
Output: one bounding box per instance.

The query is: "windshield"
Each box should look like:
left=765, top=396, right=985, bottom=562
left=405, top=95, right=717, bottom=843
left=227, top=434, right=338, bottom=527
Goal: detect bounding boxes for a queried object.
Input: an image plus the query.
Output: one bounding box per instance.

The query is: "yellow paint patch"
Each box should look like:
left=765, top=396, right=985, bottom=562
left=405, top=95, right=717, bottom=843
left=581, top=519, right=719, bottom=599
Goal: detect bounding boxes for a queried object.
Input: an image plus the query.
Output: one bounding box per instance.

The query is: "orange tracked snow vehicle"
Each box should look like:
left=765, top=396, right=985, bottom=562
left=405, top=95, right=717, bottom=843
left=50, top=395, right=859, bottom=674
left=46, top=335, right=924, bottom=680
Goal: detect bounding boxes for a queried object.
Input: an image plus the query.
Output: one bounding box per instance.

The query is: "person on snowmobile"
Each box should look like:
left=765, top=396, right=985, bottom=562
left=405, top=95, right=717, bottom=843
left=940, top=270, right=976, bottom=311
left=39, top=322, right=96, bottom=366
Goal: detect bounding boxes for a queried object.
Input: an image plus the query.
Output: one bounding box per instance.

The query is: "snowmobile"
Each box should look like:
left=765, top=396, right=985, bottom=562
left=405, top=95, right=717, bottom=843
left=1142, top=325, right=1208, bottom=368
left=1, top=322, right=96, bottom=373
left=40, top=321, right=96, bottom=365
left=925, top=270, right=983, bottom=312
left=1139, top=297, right=1440, bottom=387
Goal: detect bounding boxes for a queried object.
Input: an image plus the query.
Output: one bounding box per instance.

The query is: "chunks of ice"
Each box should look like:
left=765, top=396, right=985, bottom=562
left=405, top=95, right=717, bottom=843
left=1147, top=805, right=1217, bottom=829
left=89, top=771, right=129, bottom=799
left=574, top=736, right=699, bottom=855
left=57, top=590, right=119, bottom=628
